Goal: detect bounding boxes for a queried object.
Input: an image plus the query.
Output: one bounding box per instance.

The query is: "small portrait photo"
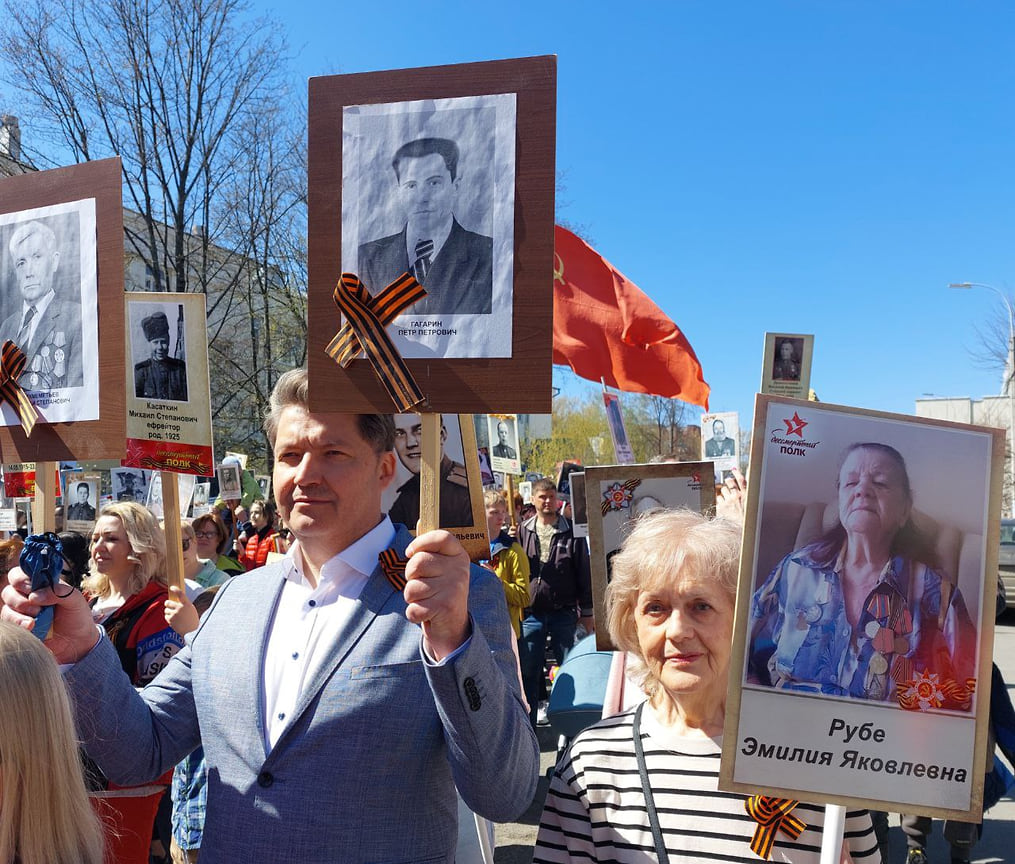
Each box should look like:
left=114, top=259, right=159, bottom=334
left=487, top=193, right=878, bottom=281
left=110, top=467, right=150, bottom=502
left=771, top=337, right=803, bottom=381
left=217, top=463, right=242, bottom=501
left=129, top=301, right=189, bottom=402
left=556, top=461, right=581, bottom=498
left=384, top=412, right=476, bottom=531
left=723, top=396, right=1001, bottom=817
left=64, top=473, right=98, bottom=531
left=702, top=412, right=739, bottom=460
left=487, top=414, right=520, bottom=475
left=585, top=462, right=716, bottom=649
left=255, top=474, right=272, bottom=501
left=342, top=92, right=516, bottom=359
left=192, top=482, right=211, bottom=516
left=760, top=332, right=814, bottom=400
left=0, top=199, right=100, bottom=424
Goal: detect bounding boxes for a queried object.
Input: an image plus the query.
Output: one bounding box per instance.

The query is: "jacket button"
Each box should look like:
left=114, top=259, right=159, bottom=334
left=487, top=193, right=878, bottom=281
left=257, top=770, right=274, bottom=788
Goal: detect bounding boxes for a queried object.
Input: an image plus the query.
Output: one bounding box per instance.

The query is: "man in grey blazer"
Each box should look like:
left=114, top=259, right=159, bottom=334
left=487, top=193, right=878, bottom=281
left=1, top=368, right=538, bottom=862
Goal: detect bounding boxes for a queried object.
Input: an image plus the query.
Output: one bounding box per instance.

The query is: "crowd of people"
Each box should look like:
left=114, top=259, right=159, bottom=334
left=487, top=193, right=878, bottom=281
left=0, top=367, right=1009, bottom=864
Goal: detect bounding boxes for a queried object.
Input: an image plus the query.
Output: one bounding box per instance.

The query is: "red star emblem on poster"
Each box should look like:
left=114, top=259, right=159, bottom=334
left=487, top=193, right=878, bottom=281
left=783, top=412, right=808, bottom=437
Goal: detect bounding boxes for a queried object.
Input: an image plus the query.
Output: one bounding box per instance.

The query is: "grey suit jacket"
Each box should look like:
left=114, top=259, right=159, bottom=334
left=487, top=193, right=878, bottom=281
left=65, top=526, right=538, bottom=863
left=0, top=294, right=83, bottom=388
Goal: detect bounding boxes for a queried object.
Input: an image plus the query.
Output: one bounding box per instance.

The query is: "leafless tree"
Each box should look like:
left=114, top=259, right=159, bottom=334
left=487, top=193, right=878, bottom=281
left=1, top=0, right=307, bottom=469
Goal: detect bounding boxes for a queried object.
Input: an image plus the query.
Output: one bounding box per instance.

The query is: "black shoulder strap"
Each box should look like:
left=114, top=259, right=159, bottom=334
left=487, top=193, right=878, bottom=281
left=633, top=702, right=670, bottom=864
left=103, top=599, right=151, bottom=683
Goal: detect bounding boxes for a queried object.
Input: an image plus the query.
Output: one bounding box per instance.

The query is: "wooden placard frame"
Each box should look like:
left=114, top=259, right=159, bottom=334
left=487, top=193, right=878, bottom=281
left=720, top=394, right=1003, bottom=820
left=307, top=55, right=556, bottom=414
left=585, top=461, right=716, bottom=650
left=0, top=158, right=125, bottom=460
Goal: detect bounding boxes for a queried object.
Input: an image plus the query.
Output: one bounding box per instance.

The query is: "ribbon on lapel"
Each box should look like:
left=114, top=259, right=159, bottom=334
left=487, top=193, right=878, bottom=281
left=378, top=548, right=408, bottom=591
left=744, top=795, right=805, bottom=859
left=0, top=340, right=39, bottom=436
left=326, top=272, right=427, bottom=412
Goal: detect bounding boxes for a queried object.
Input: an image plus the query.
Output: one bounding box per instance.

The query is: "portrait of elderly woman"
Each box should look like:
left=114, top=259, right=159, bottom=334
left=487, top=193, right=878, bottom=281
left=535, top=509, right=881, bottom=863
left=748, top=442, right=977, bottom=708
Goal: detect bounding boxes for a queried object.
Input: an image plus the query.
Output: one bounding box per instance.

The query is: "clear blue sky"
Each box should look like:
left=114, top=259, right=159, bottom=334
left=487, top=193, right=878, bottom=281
left=250, top=2, right=1012, bottom=427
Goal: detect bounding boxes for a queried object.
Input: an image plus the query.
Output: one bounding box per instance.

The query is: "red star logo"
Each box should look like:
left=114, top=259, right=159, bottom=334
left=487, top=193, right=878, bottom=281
left=691, top=471, right=701, bottom=484
left=783, top=412, right=808, bottom=437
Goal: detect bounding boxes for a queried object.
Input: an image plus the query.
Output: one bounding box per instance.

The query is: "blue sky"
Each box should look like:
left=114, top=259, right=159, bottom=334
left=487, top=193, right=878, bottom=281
left=241, top=2, right=1011, bottom=427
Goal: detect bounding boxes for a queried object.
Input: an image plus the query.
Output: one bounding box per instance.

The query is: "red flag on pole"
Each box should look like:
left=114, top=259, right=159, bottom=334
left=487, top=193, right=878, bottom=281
left=552, top=225, right=710, bottom=408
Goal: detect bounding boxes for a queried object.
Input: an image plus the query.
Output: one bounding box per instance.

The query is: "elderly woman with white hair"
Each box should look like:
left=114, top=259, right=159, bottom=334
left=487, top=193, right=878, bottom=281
left=534, top=508, right=882, bottom=864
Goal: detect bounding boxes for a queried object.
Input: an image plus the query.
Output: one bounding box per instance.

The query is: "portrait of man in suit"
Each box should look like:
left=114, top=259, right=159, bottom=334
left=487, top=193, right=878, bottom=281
left=0, top=219, right=83, bottom=390
left=134, top=311, right=188, bottom=401
left=705, top=417, right=736, bottom=458
left=66, top=481, right=96, bottom=523
left=389, top=412, right=473, bottom=530
left=0, top=368, right=537, bottom=861
left=358, top=137, right=493, bottom=316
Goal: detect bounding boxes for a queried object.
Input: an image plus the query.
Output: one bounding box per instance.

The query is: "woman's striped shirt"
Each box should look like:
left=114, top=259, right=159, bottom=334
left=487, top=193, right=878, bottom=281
left=534, top=707, right=882, bottom=863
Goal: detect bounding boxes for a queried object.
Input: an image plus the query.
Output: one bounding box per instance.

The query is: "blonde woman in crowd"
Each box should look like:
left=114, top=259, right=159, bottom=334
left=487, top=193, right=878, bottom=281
left=0, top=620, right=105, bottom=864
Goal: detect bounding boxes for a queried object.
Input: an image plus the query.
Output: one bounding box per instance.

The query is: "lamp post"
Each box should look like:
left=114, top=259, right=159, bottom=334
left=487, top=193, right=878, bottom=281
left=949, top=281, right=1015, bottom=516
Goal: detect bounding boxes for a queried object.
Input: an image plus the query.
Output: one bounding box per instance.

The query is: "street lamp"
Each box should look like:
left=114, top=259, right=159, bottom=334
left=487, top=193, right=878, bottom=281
left=949, top=281, right=1015, bottom=516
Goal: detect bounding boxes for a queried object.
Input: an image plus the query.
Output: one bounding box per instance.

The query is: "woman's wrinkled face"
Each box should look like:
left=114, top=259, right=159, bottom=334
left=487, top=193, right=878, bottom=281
left=837, top=447, right=912, bottom=541
left=634, top=566, right=735, bottom=705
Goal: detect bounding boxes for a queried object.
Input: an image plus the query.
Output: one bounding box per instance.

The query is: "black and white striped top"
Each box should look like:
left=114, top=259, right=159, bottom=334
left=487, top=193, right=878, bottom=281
left=534, top=708, right=882, bottom=864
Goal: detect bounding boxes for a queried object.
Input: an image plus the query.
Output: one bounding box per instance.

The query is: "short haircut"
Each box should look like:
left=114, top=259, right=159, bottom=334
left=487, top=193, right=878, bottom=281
left=76, top=482, right=90, bottom=494
left=0, top=622, right=105, bottom=864
left=392, top=137, right=459, bottom=182
left=606, top=508, right=741, bottom=694
left=483, top=490, right=507, bottom=509
left=263, top=368, right=395, bottom=454
left=192, top=511, right=229, bottom=555
left=532, top=477, right=557, bottom=495
left=82, top=501, right=167, bottom=599
left=712, top=418, right=725, bottom=432
left=9, top=219, right=57, bottom=257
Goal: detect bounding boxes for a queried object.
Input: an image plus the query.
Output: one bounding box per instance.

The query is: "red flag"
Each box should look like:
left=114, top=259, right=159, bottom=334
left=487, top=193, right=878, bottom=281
left=552, top=225, right=710, bottom=408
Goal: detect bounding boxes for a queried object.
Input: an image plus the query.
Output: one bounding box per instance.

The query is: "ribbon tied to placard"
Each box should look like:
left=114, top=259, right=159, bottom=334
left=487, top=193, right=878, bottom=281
left=0, top=340, right=39, bottom=436
left=326, top=272, right=428, bottom=412
left=378, top=547, right=408, bottom=591
left=744, top=795, right=806, bottom=860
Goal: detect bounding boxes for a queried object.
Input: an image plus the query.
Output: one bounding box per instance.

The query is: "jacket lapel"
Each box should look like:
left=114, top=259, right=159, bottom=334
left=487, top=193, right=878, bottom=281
left=276, top=526, right=414, bottom=744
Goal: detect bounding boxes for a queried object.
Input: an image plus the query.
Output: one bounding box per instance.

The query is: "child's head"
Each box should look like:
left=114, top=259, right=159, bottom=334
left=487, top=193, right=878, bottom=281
left=0, top=621, right=104, bottom=864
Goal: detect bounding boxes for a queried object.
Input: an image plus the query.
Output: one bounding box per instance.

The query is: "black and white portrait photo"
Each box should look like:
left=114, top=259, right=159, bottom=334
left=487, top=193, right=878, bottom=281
left=217, top=463, right=242, bottom=501
left=760, top=331, right=814, bottom=399
left=129, top=302, right=188, bottom=402
left=702, top=412, right=738, bottom=459
left=384, top=412, right=474, bottom=531
left=111, top=467, right=150, bottom=503
left=342, top=93, right=516, bottom=359
left=64, top=472, right=99, bottom=532
left=603, top=392, right=634, bottom=463
left=772, top=337, right=803, bottom=381
left=487, top=413, right=520, bottom=475
left=0, top=199, right=99, bottom=424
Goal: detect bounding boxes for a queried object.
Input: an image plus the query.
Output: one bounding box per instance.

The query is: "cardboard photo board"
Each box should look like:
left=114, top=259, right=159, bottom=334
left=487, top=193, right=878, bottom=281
left=123, top=292, right=213, bottom=475
left=760, top=332, right=814, bottom=400
left=0, top=158, right=124, bottom=461
left=721, top=394, right=1003, bottom=820
left=307, top=55, right=556, bottom=413
left=585, top=461, right=716, bottom=649
left=487, top=413, right=520, bottom=475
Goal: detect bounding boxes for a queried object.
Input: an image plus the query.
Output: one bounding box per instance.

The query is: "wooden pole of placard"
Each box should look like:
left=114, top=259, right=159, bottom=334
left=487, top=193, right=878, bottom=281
left=505, top=473, right=517, bottom=529
left=417, top=413, right=443, bottom=534
left=31, top=461, right=57, bottom=533
left=160, top=471, right=185, bottom=592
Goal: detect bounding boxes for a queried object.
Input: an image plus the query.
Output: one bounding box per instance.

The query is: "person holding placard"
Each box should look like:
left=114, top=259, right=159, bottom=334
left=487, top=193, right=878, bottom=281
left=748, top=442, right=976, bottom=705
left=534, top=509, right=880, bottom=863
left=1, top=368, right=536, bottom=862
